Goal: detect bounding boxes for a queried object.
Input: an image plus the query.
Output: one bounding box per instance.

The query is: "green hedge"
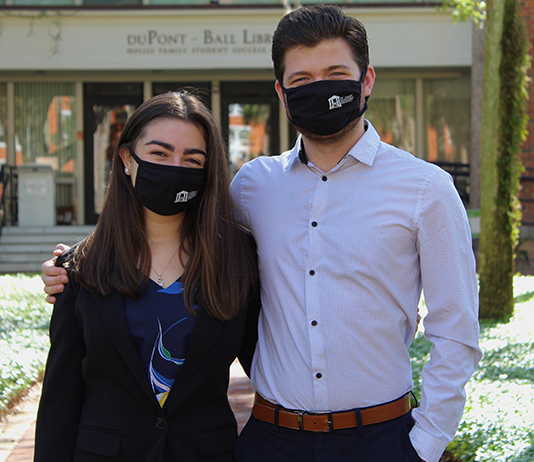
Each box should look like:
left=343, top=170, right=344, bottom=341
left=0, top=274, right=51, bottom=413
left=410, top=276, right=534, bottom=461
left=1, top=274, right=533, bottom=461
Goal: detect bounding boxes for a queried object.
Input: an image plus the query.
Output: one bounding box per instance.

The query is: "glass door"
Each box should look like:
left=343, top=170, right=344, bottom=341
left=220, top=82, right=279, bottom=178
left=83, top=83, right=143, bottom=224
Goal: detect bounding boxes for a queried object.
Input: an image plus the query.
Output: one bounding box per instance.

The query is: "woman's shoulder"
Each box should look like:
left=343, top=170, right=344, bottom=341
left=56, top=244, right=80, bottom=269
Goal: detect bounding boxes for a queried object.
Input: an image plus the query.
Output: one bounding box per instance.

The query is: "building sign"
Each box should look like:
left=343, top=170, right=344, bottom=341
left=125, top=28, right=272, bottom=58
left=0, top=10, right=471, bottom=71
left=0, top=13, right=278, bottom=70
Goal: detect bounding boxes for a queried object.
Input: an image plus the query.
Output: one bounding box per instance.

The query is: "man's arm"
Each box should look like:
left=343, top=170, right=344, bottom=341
left=42, top=244, right=70, bottom=304
left=410, top=168, right=482, bottom=462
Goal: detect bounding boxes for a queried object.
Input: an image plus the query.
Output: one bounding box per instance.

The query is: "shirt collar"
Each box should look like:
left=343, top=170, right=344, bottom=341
left=291, top=120, right=380, bottom=168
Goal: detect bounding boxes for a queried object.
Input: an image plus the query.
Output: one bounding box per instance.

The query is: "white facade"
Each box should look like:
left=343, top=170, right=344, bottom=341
left=0, top=5, right=474, bottom=226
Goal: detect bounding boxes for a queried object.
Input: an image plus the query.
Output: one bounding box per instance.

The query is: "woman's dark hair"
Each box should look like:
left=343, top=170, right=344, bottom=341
left=67, top=90, right=257, bottom=321
left=272, top=4, right=369, bottom=83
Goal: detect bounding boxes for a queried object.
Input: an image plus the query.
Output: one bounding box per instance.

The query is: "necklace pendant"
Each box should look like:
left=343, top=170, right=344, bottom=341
left=156, top=276, right=164, bottom=287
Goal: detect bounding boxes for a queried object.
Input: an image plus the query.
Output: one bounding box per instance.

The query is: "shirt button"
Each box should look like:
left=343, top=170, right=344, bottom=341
left=322, top=176, right=328, bottom=182
left=311, top=221, right=317, bottom=227
left=316, top=373, right=322, bottom=379
left=309, top=270, right=315, bottom=276
left=156, top=417, right=166, bottom=430
left=311, top=320, right=318, bottom=326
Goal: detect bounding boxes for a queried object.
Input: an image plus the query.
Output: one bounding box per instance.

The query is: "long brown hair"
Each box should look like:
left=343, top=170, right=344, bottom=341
left=66, top=91, right=257, bottom=321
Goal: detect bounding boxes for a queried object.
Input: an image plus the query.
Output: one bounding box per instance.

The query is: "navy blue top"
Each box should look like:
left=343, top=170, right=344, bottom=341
left=125, top=279, right=197, bottom=405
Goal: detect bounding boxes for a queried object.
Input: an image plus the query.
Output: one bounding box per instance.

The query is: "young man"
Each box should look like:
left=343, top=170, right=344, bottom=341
left=229, top=5, right=481, bottom=462
left=42, top=5, right=481, bottom=462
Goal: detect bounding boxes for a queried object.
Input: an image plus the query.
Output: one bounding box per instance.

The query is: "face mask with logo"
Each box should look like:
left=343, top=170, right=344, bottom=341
left=129, top=150, right=206, bottom=216
left=280, top=74, right=369, bottom=137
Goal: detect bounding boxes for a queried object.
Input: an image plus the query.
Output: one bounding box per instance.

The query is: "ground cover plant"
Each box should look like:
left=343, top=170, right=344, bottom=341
left=0, top=273, right=51, bottom=415
left=0, top=273, right=533, bottom=461
left=410, top=276, right=534, bottom=462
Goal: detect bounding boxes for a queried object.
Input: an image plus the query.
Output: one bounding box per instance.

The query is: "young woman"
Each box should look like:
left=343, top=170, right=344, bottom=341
left=34, top=91, right=259, bottom=462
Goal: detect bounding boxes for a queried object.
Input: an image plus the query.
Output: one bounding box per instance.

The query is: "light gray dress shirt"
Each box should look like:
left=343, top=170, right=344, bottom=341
left=230, top=121, right=482, bottom=462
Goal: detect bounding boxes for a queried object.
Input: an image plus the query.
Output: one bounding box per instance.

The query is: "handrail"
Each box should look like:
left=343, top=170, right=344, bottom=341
left=432, top=161, right=470, bottom=206
left=0, top=165, right=18, bottom=239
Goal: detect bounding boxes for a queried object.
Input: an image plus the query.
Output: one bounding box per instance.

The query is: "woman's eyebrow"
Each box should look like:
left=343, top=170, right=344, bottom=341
left=144, top=140, right=174, bottom=151
left=185, top=147, right=207, bottom=156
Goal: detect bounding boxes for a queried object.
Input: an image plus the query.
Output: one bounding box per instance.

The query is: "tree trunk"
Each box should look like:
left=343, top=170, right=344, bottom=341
left=479, top=0, right=529, bottom=319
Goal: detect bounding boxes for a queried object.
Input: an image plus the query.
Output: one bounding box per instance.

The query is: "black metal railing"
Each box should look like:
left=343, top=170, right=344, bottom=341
left=432, top=161, right=470, bottom=207
left=519, top=166, right=534, bottom=227
left=0, top=165, right=18, bottom=238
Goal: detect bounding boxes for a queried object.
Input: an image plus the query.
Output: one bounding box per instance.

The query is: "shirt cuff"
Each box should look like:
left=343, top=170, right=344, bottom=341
left=409, top=424, right=449, bottom=462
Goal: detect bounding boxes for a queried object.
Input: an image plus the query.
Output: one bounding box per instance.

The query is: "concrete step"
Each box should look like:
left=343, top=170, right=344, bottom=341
left=0, top=225, right=94, bottom=274
left=0, top=234, right=90, bottom=245
left=1, top=225, right=94, bottom=237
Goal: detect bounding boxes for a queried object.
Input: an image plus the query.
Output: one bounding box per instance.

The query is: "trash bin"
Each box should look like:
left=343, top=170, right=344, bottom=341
left=17, top=164, right=55, bottom=227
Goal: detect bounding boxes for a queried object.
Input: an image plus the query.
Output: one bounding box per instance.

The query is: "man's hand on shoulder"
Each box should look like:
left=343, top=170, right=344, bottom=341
left=42, top=244, right=70, bottom=304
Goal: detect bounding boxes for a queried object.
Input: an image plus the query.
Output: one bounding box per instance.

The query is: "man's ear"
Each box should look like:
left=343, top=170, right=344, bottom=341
left=275, top=80, right=286, bottom=108
left=363, top=65, right=376, bottom=98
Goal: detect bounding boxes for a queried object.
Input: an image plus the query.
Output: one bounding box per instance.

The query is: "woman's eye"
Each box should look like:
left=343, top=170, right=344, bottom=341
left=186, top=157, right=203, bottom=166
left=147, top=150, right=167, bottom=158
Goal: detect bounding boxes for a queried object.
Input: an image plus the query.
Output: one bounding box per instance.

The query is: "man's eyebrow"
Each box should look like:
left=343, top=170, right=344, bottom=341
left=286, top=64, right=352, bottom=81
left=325, top=64, right=352, bottom=72
left=144, top=140, right=174, bottom=151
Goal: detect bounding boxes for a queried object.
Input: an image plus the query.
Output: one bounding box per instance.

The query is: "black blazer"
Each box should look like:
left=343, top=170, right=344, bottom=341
left=34, top=255, right=260, bottom=462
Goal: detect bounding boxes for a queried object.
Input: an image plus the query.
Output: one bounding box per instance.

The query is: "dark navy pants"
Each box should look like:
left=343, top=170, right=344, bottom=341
left=234, top=411, right=423, bottom=462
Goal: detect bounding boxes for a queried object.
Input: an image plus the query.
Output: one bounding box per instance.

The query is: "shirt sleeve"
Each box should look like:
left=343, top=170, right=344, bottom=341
left=34, top=273, right=86, bottom=461
left=410, top=168, right=482, bottom=462
left=230, top=164, right=250, bottom=229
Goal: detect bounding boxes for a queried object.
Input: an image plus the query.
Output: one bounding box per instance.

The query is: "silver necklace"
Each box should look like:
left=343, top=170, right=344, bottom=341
left=151, top=244, right=180, bottom=287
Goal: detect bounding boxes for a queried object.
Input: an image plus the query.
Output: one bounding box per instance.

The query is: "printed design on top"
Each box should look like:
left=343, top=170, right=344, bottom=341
left=148, top=280, right=196, bottom=405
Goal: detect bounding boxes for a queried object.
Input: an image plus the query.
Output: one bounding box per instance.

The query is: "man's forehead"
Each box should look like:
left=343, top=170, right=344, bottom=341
left=282, top=39, right=358, bottom=67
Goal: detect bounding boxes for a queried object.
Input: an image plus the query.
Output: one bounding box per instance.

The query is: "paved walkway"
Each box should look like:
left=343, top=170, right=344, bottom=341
left=0, top=361, right=254, bottom=462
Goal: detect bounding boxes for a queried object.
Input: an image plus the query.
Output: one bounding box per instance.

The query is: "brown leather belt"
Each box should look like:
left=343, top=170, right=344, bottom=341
left=252, top=393, right=411, bottom=432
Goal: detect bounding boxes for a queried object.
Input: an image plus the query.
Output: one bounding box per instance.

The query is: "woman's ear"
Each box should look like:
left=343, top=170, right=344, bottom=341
left=119, top=148, right=132, bottom=176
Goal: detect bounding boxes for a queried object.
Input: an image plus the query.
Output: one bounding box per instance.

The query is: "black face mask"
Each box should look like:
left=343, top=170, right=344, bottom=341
left=129, top=150, right=206, bottom=216
left=280, top=75, right=369, bottom=137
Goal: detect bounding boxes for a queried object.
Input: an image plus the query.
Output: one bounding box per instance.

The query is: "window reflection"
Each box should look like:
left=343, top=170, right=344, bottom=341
left=366, top=79, right=416, bottom=154
left=0, top=84, right=6, bottom=166
left=424, top=77, right=470, bottom=164
left=366, top=73, right=471, bottom=164
left=92, top=105, right=134, bottom=214
left=14, top=83, right=77, bottom=223
left=228, top=103, right=271, bottom=176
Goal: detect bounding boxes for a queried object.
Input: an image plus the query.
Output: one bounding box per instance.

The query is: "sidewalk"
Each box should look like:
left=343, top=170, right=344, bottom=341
left=0, top=361, right=254, bottom=462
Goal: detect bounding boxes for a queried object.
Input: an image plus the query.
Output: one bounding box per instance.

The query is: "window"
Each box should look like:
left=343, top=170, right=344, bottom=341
left=367, top=78, right=416, bottom=155
left=366, top=72, right=471, bottom=164
left=14, top=82, right=78, bottom=223
left=0, top=84, right=6, bottom=167
left=83, top=0, right=141, bottom=4
left=9, top=0, right=75, bottom=5
left=424, top=76, right=471, bottom=164
left=228, top=103, right=271, bottom=174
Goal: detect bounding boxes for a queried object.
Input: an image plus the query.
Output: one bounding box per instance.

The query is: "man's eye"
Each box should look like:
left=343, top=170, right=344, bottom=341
left=290, top=77, right=308, bottom=85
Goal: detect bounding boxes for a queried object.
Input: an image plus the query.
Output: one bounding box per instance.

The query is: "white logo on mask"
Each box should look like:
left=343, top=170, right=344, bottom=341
left=328, top=94, right=354, bottom=110
left=175, top=190, right=198, bottom=203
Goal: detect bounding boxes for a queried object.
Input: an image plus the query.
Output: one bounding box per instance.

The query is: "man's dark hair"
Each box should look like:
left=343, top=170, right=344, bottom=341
left=272, top=4, right=369, bottom=83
